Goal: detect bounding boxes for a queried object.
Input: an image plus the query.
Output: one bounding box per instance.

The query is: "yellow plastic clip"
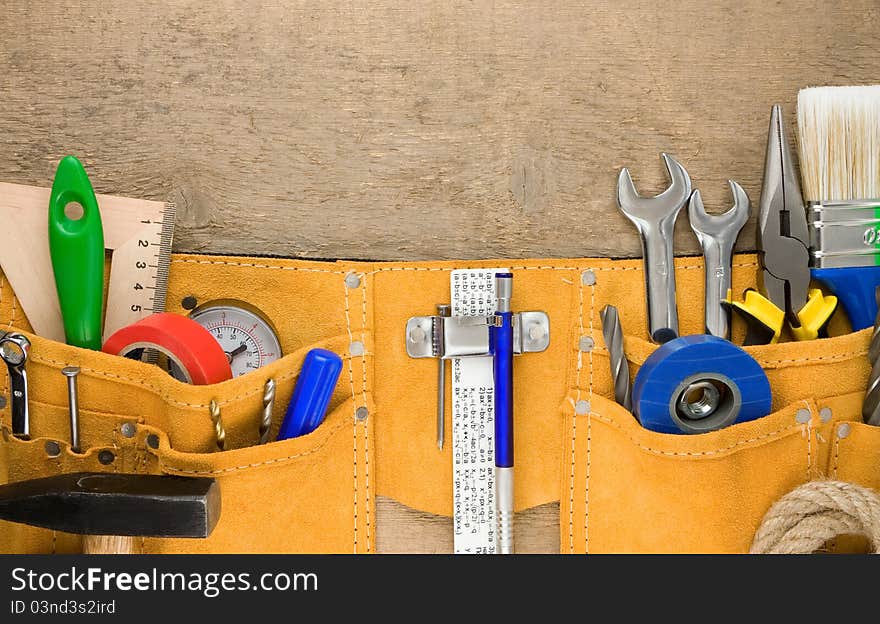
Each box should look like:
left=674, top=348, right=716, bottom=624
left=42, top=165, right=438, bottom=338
left=790, top=288, right=838, bottom=341
left=725, top=288, right=786, bottom=344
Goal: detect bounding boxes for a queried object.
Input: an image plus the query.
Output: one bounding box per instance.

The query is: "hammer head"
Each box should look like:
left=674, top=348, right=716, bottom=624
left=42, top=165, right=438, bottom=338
left=0, top=472, right=220, bottom=538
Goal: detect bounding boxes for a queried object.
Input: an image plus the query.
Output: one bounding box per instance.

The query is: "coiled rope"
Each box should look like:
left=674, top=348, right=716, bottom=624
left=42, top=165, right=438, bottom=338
left=751, top=480, right=880, bottom=554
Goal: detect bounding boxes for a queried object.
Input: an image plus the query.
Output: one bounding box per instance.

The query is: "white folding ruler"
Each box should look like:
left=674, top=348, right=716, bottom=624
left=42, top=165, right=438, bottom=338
left=404, top=269, right=551, bottom=554
left=449, top=268, right=506, bottom=553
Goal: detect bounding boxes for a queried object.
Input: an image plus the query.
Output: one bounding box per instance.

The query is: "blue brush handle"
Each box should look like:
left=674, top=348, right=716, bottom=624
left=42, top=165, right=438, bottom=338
left=811, top=266, right=880, bottom=331
left=277, top=349, right=343, bottom=440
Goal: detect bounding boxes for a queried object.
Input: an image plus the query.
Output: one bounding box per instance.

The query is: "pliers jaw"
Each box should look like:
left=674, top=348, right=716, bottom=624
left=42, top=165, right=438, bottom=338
left=727, top=105, right=837, bottom=344
left=757, top=104, right=812, bottom=327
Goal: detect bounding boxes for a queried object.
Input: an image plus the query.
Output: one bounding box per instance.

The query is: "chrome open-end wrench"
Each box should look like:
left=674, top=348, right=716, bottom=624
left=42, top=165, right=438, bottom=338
left=617, top=153, right=692, bottom=343
left=688, top=181, right=750, bottom=339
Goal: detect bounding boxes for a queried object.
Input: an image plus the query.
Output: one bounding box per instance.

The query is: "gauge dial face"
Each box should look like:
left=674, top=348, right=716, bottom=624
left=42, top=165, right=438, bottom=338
left=189, top=304, right=282, bottom=377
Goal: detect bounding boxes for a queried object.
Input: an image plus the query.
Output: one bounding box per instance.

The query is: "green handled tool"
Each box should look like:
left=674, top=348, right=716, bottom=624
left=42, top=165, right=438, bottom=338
left=48, top=156, right=105, bottom=350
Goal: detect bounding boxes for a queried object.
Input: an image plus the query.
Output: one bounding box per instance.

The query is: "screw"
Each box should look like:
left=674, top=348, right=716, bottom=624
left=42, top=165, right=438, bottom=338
left=181, top=296, right=198, bottom=310
left=44, top=440, right=61, bottom=457
left=98, top=450, right=115, bottom=465
left=61, top=366, right=81, bottom=453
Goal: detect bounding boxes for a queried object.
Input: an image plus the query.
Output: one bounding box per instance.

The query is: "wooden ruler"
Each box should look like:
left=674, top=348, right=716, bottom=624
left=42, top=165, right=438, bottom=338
left=0, top=182, right=176, bottom=343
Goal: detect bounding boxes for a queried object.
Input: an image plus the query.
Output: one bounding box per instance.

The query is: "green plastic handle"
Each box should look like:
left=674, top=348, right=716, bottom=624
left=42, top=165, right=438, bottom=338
left=48, top=156, right=105, bottom=350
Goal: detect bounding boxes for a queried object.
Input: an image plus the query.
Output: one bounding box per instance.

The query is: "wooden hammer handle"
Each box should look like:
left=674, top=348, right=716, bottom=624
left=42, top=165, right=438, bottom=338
left=83, top=535, right=135, bottom=554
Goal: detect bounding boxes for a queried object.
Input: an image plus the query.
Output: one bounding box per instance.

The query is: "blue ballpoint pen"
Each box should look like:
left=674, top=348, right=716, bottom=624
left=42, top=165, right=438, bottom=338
left=493, top=272, right=514, bottom=554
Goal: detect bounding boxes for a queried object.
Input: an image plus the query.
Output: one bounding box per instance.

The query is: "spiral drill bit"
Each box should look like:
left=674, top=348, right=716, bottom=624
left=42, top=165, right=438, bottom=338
left=259, top=378, right=276, bottom=444
left=600, top=305, right=631, bottom=411
left=210, top=399, right=226, bottom=451
left=862, top=286, right=880, bottom=425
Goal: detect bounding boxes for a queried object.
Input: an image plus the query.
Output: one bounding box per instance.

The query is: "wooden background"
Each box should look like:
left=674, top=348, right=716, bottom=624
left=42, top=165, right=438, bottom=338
left=2, top=1, right=878, bottom=553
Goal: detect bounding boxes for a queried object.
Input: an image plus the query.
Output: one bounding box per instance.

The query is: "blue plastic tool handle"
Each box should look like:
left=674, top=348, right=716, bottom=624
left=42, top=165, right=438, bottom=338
left=811, top=266, right=880, bottom=331
left=277, top=349, right=343, bottom=440
left=632, top=335, right=772, bottom=434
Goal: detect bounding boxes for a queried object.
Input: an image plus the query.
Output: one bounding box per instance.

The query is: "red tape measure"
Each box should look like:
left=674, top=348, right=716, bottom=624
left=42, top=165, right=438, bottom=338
left=102, top=313, right=232, bottom=385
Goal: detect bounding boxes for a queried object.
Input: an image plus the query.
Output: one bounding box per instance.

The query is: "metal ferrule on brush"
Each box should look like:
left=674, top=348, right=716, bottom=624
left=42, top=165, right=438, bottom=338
left=808, top=200, right=880, bottom=268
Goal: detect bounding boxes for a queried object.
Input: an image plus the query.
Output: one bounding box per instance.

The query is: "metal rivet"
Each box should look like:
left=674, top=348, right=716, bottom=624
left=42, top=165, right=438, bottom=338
left=121, top=422, right=137, bottom=438
left=98, top=450, right=115, bottom=465
left=44, top=440, right=61, bottom=457
left=181, top=295, right=198, bottom=310
left=355, top=406, right=369, bottom=421
left=350, top=341, right=365, bottom=356
left=146, top=434, right=160, bottom=449
left=0, top=395, right=6, bottom=409
left=819, top=407, right=832, bottom=423
left=837, top=423, right=851, bottom=439
left=578, top=336, right=594, bottom=352
left=345, top=273, right=361, bottom=289
left=795, top=409, right=811, bottom=424
left=528, top=324, right=546, bottom=341
left=575, top=400, right=590, bottom=415
left=409, top=326, right=426, bottom=344
left=581, top=270, right=596, bottom=286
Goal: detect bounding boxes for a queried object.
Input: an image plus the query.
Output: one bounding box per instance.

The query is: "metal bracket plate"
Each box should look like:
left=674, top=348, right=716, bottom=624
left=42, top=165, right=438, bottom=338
left=405, top=311, right=550, bottom=359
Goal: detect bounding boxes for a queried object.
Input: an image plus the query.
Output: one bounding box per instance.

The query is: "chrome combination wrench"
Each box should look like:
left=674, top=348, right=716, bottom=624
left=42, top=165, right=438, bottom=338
left=616, top=153, right=692, bottom=343
left=688, top=181, right=750, bottom=339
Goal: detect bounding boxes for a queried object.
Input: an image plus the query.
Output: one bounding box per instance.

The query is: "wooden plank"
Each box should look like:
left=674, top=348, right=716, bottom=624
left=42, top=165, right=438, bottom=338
left=1, top=0, right=878, bottom=552
left=1, top=2, right=878, bottom=262
left=376, top=497, right=559, bottom=554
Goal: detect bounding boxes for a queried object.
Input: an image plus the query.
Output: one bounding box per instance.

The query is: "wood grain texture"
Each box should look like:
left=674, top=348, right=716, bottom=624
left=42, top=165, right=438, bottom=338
left=1, top=0, right=878, bottom=553
left=376, top=498, right=559, bottom=554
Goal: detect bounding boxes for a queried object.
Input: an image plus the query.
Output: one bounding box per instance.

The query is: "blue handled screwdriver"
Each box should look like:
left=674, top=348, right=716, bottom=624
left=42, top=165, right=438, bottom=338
left=277, top=349, right=343, bottom=440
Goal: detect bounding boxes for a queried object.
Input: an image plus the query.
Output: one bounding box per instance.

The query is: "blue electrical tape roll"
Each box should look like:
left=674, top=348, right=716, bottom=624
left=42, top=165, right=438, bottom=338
left=632, top=335, right=771, bottom=434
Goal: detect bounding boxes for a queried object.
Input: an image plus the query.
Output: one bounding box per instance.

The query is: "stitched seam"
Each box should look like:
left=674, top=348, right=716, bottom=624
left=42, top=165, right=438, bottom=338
left=804, top=400, right=812, bottom=480
left=585, top=281, right=594, bottom=554
left=26, top=353, right=364, bottom=410
left=170, top=257, right=757, bottom=276
left=758, top=350, right=867, bottom=367
left=8, top=289, right=15, bottom=329
left=585, top=411, right=803, bottom=457
left=602, top=349, right=866, bottom=368
left=568, top=275, right=584, bottom=554
left=343, top=279, right=358, bottom=554
left=833, top=434, right=841, bottom=479
left=360, top=273, right=370, bottom=553
left=171, top=259, right=348, bottom=274
left=160, top=420, right=349, bottom=475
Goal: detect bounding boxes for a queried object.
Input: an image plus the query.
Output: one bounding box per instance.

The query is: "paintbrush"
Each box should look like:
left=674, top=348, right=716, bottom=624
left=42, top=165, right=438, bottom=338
left=797, top=85, right=880, bottom=331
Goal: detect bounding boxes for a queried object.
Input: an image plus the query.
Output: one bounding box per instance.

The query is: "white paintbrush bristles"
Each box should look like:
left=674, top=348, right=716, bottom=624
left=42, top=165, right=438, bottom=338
left=797, top=85, right=880, bottom=202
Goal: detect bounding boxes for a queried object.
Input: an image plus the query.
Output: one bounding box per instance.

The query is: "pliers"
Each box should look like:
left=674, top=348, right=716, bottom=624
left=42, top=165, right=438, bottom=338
left=727, top=105, right=837, bottom=345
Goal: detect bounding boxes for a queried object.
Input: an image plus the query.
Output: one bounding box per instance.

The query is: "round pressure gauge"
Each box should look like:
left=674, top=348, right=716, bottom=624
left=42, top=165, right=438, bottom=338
left=189, top=300, right=282, bottom=377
